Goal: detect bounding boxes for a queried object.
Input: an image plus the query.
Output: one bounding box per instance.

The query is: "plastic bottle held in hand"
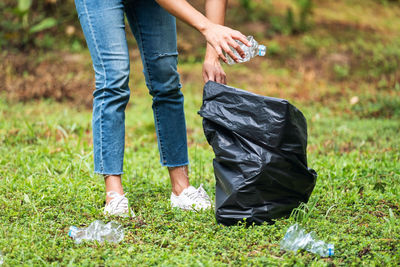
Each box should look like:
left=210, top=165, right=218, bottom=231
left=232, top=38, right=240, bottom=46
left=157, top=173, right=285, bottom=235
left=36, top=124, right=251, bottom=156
left=280, top=223, right=334, bottom=257
left=225, top=36, right=267, bottom=65
left=68, top=220, right=124, bottom=244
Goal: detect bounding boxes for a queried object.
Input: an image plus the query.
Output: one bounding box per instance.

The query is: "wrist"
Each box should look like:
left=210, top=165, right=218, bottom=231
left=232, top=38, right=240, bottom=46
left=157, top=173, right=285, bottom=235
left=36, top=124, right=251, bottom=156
left=198, top=20, right=213, bottom=35
left=205, top=52, right=219, bottom=63
left=205, top=45, right=218, bottom=60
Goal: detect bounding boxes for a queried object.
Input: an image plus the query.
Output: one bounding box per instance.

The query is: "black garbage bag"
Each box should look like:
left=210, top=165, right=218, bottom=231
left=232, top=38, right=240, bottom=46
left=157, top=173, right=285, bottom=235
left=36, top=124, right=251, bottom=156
left=198, top=81, right=317, bottom=226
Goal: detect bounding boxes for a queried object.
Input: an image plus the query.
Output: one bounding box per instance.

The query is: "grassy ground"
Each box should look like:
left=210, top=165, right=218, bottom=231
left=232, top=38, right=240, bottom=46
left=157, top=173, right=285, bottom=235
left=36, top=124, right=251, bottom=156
left=0, top=85, right=399, bottom=266
left=1, top=0, right=400, bottom=265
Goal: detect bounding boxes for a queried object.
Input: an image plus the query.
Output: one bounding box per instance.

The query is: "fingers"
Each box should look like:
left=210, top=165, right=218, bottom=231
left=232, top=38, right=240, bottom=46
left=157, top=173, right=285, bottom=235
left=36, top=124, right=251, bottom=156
left=214, top=46, right=227, bottom=63
left=227, top=39, right=245, bottom=59
left=207, top=71, right=215, bottom=83
left=202, top=70, right=208, bottom=83
left=202, top=63, right=226, bottom=85
left=208, top=72, right=226, bottom=84
left=215, top=74, right=222, bottom=84
left=202, top=65, right=215, bottom=83
left=222, top=73, right=227, bottom=84
left=220, top=32, right=248, bottom=62
left=222, top=42, right=240, bottom=62
left=216, top=71, right=227, bottom=84
left=203, top=24, right=248, bottom=63
left=232, top=31, right=250, bottom=47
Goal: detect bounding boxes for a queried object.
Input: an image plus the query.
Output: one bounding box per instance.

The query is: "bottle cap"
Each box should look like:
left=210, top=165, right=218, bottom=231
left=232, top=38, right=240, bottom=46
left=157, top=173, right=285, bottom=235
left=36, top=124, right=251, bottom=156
left=258, top=45, right=267, bottom=56
left=327, top=244, right=334, bottom=256
left=68, top=226, right=78, bottom=238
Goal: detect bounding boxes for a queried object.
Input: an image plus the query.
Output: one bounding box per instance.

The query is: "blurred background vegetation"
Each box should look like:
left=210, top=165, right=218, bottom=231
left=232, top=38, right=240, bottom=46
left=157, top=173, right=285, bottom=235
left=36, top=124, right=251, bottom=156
left=0, top=2, right=399, bottom=264
left=1, top=0, right=400, bottom=118
left=1, top=0, right=317, bottom=50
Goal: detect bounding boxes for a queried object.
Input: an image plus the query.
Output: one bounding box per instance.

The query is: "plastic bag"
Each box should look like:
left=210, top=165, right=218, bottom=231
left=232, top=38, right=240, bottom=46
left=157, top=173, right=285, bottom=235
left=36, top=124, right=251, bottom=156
left=198, top=81, right=317, bottom=225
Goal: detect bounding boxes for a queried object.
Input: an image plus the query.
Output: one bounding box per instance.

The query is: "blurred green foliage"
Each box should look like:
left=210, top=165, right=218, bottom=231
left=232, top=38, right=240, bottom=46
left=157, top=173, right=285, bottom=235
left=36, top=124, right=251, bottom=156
left=289, top=0, right=313, bottom=33
left=0, top=0, right=81, bottom=50
left=374, top=0, right=400, bottom=4
left=3, top=0, right=399, bottom=51
left=236, top=0, right=314, bottom=35
left=1, top=0, right=317, bottom=51
left=351, top=93, right=400, bottom=118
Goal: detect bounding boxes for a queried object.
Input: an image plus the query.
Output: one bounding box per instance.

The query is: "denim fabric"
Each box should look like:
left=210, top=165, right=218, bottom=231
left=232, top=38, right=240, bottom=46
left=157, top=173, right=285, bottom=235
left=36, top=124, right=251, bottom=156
left=75, top=0, right=189, bottom=175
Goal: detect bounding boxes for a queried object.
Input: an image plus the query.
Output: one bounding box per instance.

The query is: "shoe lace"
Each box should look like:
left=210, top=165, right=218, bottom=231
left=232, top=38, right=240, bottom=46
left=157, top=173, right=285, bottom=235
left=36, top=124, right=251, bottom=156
left=185, top=190, right=204, bottom=203
left=106, top=191, right=129, bottom=213
left=182, top=185, right=211, bottom=208
left=196, top=184, right=211, bottom=202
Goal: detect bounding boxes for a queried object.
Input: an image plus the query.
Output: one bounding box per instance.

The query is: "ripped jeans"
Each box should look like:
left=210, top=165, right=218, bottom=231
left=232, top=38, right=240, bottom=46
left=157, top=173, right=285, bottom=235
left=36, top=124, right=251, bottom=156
left=75, top=0, right=189, bottom=175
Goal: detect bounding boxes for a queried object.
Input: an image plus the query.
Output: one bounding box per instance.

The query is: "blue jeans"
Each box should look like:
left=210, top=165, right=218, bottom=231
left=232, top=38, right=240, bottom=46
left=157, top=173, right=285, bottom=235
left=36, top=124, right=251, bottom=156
left=75, top=0, right=189, bottom=175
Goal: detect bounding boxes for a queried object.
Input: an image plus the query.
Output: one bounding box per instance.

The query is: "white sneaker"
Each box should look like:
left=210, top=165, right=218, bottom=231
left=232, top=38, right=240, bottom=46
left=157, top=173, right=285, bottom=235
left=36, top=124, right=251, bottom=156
left=171, top=184, right=212, bottom=211
left=104, top=191, right=135, bottom=217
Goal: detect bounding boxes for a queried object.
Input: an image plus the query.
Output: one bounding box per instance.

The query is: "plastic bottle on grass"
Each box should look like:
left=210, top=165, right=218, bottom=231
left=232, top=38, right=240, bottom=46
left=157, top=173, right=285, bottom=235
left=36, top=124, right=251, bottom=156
left=68, top=220, right=124, bottom=244
left=280, top=223, right=334, bottom=257
left=225, top=36, right=267, bottom=65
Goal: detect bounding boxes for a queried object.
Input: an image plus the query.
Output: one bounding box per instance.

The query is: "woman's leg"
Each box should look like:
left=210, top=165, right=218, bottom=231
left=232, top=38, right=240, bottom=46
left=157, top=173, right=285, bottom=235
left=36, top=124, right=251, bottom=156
left=168, top=166, right=190, bottom=195
left=124, top=0, right=190, bottom=195
left=74, top=0, right=130, bottom=203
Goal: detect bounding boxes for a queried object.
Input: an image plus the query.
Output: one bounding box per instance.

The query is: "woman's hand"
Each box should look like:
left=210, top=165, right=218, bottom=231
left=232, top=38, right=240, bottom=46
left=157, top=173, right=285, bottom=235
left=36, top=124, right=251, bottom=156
left=155, top=0, right=249, bottom=63
left=203, top=44, right=226, bottom=84
left=201, top=22, right=250, bottom=64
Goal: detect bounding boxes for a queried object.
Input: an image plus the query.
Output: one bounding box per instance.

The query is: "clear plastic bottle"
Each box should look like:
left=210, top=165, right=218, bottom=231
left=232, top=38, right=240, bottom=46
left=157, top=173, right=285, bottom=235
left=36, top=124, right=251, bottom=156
left=68, top=220, right=124, bottom=244
left=225, top=36, right=267, bottom=65
left=280, top=223, right=334, bottom=257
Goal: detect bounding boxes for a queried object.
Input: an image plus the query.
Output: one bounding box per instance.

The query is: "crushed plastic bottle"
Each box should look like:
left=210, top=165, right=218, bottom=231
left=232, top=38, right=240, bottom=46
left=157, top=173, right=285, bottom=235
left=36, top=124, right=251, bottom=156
left=280, top=223, right=334, bottom=257
left=68, top=220, right=124, bottom=244
left=0, top=251, right=3, bottom=265
left=225, top=36, right=266, bottom=65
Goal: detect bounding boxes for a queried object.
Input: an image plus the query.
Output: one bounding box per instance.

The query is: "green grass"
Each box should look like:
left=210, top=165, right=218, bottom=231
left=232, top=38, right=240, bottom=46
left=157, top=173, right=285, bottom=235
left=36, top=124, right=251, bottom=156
left=0, top=79, right=399, bottom=266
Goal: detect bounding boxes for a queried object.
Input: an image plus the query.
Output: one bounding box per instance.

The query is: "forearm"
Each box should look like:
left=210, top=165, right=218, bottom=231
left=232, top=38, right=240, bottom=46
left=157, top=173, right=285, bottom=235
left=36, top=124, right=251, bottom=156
left=155, top=0, right=211, bottom=33
left=205, top=0, right=227, bottom=25
left=157, top=0, right=248, bottom=63
left=204, top=0, right=228, bottom=58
